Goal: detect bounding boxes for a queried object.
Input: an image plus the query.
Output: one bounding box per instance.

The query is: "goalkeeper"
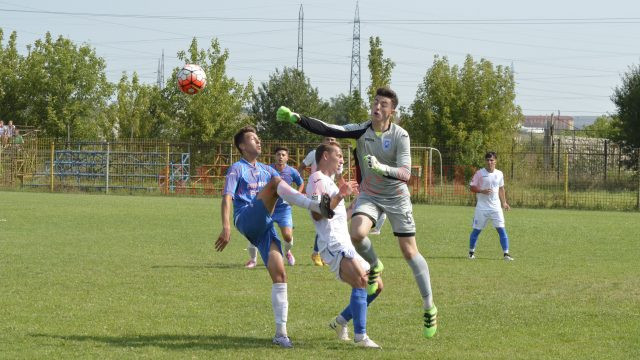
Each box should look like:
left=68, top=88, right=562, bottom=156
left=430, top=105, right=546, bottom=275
left=276, top=87, right=438, bottom=338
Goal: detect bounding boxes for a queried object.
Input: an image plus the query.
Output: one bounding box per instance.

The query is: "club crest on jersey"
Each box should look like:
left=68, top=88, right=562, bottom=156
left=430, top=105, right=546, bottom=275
left=383, top=138, right=392, bottom=151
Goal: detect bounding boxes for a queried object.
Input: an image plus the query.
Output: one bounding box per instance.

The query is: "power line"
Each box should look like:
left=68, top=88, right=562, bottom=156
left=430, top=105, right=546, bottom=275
left=2, top=8, right=640, bottom=24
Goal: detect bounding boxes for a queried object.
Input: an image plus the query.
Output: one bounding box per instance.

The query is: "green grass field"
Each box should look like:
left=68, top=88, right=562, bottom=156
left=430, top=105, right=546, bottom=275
left=1, top=191, right=639, bottom=359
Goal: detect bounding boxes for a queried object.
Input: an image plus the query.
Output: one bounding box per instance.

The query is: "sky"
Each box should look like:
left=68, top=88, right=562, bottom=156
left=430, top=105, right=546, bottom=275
left=1, top=0, right=639, bottom=118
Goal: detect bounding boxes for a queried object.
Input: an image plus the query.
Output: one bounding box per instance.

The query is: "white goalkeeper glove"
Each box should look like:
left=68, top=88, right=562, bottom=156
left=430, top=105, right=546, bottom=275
left=364, top=154, right=389, bottom=176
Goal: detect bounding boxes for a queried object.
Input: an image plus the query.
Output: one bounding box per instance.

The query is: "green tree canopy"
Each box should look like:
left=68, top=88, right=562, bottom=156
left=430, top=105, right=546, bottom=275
left=19, top=32, right=112, bottom=139
left=0, top=29, right=25, bottom=125
left=328, top=90, right=368, bottom=125
left=367, top=36, right=395, bottom=106
left=611, top=63, right=640, bottom=169
left=404, top=55, right=522, bottom=165
left=166, top=37, right=253, bottom=147
left=583, top=115, right=619, bottom=139
left=103, top=72, right=171, bottom=141
left=251, top=67, right=330, bottom=142
left=1, top=30, right=112, bottom=139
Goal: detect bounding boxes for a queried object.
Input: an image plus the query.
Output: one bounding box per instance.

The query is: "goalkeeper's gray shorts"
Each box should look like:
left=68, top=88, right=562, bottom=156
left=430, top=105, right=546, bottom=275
left=352, top=193, right=416, bottom=237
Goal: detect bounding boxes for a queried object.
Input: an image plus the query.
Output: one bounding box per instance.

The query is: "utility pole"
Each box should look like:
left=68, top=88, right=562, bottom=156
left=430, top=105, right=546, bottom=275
left=297, top=4, right=304, bottom=73
left=156, top=49, right=165, bottom=89
left=349, top=1, right=361, bottom=95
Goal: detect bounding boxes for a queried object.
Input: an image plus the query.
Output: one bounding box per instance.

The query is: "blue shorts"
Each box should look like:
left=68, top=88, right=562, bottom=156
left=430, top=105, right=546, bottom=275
left=272, top=204, right=293, bottom=228
left=235, top=198, right=282, bottom=266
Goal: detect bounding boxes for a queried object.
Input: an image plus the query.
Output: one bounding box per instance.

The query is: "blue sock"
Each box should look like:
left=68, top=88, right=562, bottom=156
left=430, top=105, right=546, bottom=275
left=340, top=291, right=380, bottom=322
left=313, top=234, right=319, bottom=252
left=350, top=288, right=367, bottom=335
left=497, top=227, right=509, bottom=252
left=469, top=228, right=482, bottom=250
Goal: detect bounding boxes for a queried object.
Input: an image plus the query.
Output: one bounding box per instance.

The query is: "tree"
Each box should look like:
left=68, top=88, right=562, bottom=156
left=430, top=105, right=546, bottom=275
left=0, top=29, right=26, bottom=125
left=166, top=37, right=253, bottom=147
left=404, top=55, right=522, bottom=165
left=251, top=67, right=330, bottom=142
left=103, top=72, right=169, bottom=140
left=20, top=32, right=112, bottom=139
left=583, top=115, right=619, bottom=139
left=329, top=90, right=368, bottom=125
left=367, top=36, right=395, bottom=105
left=611, top=63, right=640, bottom=169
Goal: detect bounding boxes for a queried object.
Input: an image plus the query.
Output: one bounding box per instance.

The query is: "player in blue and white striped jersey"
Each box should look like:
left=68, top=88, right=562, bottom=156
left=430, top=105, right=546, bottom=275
left=246, top=146, right=304, bottom=268
left=215, top=126, right=333, bottom=348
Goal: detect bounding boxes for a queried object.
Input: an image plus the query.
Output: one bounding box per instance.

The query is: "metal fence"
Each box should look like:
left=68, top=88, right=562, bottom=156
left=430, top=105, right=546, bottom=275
left=1, top=136, right=638, bottom=211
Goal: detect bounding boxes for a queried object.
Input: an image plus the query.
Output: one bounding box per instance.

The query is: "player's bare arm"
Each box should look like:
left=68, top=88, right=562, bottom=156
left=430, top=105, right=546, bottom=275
left=499, top=186, right=510, bottom=210
left=330, top=181, right=357, bottom=209
left=215, top=195, right=233, bottom=251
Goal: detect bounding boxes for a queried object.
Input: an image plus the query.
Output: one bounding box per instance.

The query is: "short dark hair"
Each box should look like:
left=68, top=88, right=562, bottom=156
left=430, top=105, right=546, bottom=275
left=315, top=141, right=341, bottom=165
left=233, top=125, right=257, bottom=153
left=274, top=146, right=289, bottom=154
left=485, top=151, right=497, bottom=160
left=376, top=87, right=398, bottom=109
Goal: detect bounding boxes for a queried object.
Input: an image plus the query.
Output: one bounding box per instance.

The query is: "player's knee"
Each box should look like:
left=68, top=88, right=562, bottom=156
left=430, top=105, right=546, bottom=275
left=354, top=275, right=368, bottom=288
left=399, top=245, right=418, bottom=260
left=268, top=177, right=282, bottom=188
left=349, top=227, right=367, bottom=242
left=271, top=272, right=287, bottom=283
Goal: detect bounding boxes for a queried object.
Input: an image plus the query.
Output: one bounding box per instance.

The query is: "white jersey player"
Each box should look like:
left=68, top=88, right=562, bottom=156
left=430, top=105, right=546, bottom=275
left=468, top=151, right=513, bottom=260
left=306, top=141, right=382, bottom=348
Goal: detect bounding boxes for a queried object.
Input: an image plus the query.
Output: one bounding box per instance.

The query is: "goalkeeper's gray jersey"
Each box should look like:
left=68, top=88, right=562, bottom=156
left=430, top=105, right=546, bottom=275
left=298, top=115, right=411, bottom=199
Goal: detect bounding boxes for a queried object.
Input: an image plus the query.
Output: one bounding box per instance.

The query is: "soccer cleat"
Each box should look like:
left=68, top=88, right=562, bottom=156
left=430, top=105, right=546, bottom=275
left=423, top=305, right=438, bottom=338
left=468, top=251, right=475, bottom=259
left=311, top=252, right=324, bottom=266
left=319, top=193, right=335, bottom=219
left=354, top=336, right=381, bottom=348
left=329, top=317, right=351, bottom=341
left=369, top=229, right=381, bottom=235
left=245, top=259, right=257, bottom=269
left=366, top=260, right=384, bottom=295
left=504, top=253, right=514, bottom=261
left=286, top=251, right=295, bottom=266
left=272, top=335, right=293, bottom=348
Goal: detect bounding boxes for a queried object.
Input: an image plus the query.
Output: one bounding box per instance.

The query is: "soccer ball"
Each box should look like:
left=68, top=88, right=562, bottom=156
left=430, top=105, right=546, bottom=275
left=177, top=64, right=207, bottom=95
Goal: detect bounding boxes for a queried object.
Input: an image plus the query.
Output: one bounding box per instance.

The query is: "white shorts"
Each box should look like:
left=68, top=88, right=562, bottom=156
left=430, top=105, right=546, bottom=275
left=472, top=208, right=505, bottom=229
left=320, top=245, right=370, bottom=282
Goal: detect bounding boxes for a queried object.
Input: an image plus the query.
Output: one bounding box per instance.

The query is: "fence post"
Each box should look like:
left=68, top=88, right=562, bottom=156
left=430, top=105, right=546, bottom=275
left=604, top=140, right=608, bottom=183
left=165, top=143, right=170, bottom=194
left=105, top=142, right=110, bottom=194
left=50, top=142, right=55, bottom=192
left=564, top=151, right=569, bottom=207
left=637, top=148, right=640, bottom=210
left=557, top=138, right=561, bottom=182
left=423, top=149, right=428, bottom=197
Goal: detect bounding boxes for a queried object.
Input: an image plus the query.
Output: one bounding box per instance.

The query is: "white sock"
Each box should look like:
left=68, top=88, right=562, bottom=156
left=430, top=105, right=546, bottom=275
left=283, top=240, right=293, bottom=253
left=247, top=243, right=257, bottom=261
left=336, top=314, right=347, bottom=325
left=272, top=283, right=288, bottom=337
left=276, top=181, right=321, bottom=214
left=354, top=333, right=366, bottom=342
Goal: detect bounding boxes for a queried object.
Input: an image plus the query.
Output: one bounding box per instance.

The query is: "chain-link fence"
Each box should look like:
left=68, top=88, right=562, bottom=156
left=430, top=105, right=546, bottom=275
left=1, top=135, right=638, bottom=211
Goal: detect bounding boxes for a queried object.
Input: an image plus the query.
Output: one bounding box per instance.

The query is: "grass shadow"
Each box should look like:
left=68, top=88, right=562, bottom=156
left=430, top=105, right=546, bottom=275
left=151, top=263, right=244, bottom=270
left=151, top=262, right=325, bottom=270
left=30, top=333, right=272, bottom=350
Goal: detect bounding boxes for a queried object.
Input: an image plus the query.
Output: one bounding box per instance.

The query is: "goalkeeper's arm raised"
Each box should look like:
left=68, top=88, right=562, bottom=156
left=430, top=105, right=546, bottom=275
left=277, top=106, right=368, bottom=139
